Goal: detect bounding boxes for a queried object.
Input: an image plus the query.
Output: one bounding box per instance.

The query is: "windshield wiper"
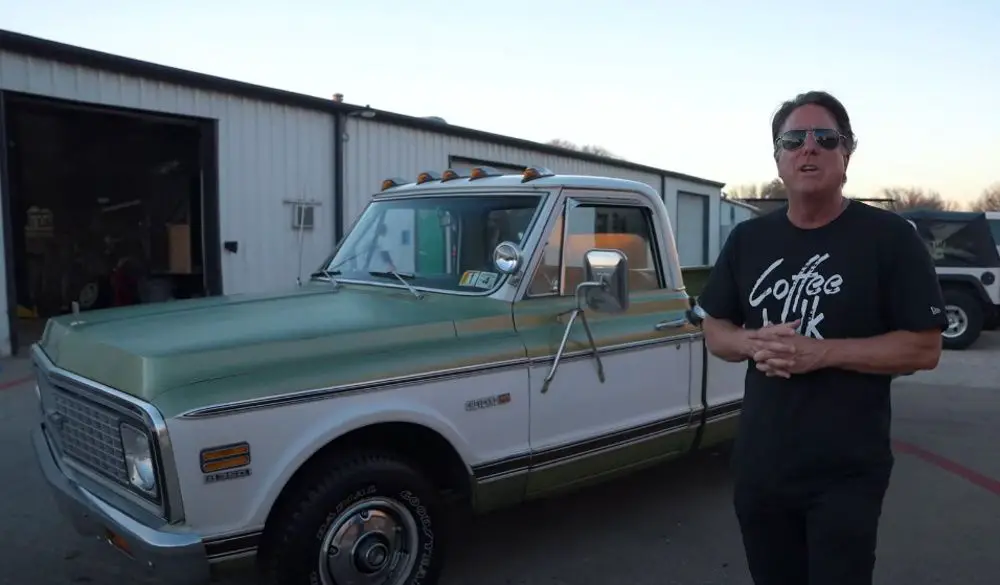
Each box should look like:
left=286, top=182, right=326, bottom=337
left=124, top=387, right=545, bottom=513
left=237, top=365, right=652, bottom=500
left=368, top=270, right=423, bottom=299
left=368, top=270, right=414, bottom=279
left=309, top=269, right=342, bottom=287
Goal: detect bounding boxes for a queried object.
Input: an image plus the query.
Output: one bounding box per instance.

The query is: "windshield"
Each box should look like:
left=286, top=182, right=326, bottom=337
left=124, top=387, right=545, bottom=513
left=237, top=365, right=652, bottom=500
left=319, top=193, right=544, bottom=293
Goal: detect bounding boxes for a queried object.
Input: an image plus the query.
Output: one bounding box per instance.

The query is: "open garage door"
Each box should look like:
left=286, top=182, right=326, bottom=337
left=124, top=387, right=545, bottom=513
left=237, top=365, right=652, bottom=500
left=0, top=93, right=221, bottom=354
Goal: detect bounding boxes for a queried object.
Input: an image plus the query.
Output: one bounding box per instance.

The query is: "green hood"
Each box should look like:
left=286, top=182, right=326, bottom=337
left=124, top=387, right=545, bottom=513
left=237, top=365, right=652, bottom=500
left=38, top=283, right=523, bottom=417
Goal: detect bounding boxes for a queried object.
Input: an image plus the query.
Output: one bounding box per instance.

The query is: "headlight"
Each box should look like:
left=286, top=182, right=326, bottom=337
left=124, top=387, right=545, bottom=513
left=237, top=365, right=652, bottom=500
left=120, top=423, right=158, bottom=496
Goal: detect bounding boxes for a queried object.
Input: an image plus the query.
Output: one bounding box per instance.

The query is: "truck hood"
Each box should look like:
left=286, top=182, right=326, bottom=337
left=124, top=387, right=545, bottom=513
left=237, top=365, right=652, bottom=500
left=38, top=283, right=513, bottom=411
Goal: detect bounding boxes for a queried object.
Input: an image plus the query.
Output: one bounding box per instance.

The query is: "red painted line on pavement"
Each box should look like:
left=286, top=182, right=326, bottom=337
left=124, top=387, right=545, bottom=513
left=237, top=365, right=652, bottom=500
left=0, top=375, right=33, bottom=392
left=893, top=439, right=1000, bottom=496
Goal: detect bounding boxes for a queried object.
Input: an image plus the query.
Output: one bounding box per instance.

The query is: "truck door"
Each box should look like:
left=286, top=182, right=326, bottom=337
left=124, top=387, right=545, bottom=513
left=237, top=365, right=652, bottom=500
left=513, top=189, right=697, bottom=498
left=688, top=329, right=746, bottom=450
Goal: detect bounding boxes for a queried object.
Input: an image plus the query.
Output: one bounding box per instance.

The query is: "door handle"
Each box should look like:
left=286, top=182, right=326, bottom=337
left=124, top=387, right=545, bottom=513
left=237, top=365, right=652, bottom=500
left=654, top=317, right=688, bottom=331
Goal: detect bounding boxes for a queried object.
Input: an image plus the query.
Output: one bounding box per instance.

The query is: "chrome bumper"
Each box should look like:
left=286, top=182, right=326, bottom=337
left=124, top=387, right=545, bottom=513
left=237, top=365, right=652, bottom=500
left=32, top=424, right=212, bottom=585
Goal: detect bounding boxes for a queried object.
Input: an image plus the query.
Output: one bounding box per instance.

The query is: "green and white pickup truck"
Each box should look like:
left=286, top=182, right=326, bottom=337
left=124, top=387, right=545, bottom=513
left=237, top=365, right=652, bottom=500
left=30, top=166, right=745, bottom=585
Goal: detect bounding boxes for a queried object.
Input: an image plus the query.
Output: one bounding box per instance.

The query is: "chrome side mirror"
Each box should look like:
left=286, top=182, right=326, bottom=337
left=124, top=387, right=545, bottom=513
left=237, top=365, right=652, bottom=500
left=492, top=241, right=522, bottom=274
left=581, top=249, right=630, bottom=313
left=541, top=248, right=630, bottom=394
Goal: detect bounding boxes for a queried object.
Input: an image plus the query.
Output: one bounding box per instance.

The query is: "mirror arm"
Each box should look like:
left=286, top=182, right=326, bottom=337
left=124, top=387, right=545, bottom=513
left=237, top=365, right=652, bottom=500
left=541, top=281, right=607, bottom=394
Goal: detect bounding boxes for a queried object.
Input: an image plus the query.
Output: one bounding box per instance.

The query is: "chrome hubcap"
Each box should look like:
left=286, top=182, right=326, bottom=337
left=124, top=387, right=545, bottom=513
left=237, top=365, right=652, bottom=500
left=943, top=304, right=968, bottom=339
left=318, top=497, right=418, bottom=585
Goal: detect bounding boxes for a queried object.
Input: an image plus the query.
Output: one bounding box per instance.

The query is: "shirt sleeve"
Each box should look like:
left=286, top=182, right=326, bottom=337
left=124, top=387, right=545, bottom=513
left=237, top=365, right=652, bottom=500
left=697, top=221, right=745, bottom=327
left=884, top=218, right=949, bottom=332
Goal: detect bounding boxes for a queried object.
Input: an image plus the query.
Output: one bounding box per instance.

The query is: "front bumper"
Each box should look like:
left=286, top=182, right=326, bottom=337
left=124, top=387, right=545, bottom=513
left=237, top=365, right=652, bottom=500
left=32, top=424, right=212, bottom=585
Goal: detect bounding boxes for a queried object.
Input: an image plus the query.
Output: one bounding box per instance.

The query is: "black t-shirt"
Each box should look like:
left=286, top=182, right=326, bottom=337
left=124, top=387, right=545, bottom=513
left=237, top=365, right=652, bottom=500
left=699, top=200, right=948, bottom=490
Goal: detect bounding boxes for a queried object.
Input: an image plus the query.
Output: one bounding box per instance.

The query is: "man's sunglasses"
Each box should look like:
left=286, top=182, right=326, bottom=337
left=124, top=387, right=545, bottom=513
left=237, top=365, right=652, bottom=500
left=775, top=128, right=846, bottom=151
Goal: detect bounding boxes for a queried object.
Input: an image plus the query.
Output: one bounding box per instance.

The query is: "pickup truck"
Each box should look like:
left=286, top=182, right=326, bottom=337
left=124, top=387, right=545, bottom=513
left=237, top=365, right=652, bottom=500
left=30, top=166, right=745, bottom=585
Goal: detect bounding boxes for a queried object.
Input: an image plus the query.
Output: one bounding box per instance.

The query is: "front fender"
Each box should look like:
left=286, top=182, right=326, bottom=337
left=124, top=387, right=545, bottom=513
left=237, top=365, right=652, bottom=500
left=245, top=399, right=476, bottom=526
left=164, top=392, right=476, bottom=537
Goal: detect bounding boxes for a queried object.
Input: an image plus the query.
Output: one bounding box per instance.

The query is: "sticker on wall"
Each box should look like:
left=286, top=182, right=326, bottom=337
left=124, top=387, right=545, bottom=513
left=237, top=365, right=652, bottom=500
left=473, top=271, right=499, bottom=289
left=459, top=271, right=481, bottom=286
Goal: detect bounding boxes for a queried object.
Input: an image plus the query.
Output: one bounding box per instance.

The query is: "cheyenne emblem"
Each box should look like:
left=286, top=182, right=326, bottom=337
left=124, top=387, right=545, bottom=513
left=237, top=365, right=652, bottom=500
left=465, top=392, right=511, bottom=411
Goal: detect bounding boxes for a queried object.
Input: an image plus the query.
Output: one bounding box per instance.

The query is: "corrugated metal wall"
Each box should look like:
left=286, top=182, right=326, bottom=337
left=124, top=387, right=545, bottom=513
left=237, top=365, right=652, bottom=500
left=0, top=51, right=337, bottom=299
left=719, top=199, right=759, bottom=249
left=342, top=118, right=724, bottom=264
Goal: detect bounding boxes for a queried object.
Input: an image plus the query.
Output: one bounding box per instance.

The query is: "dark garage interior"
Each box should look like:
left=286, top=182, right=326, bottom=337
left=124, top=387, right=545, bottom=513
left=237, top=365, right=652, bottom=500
left=1, top=94, right=219, bottom=354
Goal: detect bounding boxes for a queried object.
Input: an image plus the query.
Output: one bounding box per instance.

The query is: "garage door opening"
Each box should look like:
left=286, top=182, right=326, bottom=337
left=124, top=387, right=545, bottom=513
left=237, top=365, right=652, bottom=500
left=1, top=94, right=220, bottom=354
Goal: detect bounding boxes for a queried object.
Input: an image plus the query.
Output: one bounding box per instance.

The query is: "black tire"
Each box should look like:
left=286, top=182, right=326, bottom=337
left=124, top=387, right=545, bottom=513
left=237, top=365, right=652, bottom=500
left=941, top=288, right=984, bottom=351
left=257, top=450, right=447, bottom=585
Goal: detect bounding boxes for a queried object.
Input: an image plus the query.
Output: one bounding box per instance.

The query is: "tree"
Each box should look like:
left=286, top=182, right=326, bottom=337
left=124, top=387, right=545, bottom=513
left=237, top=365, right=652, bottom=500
left=759, top=178, right=788, bottom=199
left=968, top=182, right=1000, bottom=212
left=723, top=178, right=787, bottom=200
left=877, top=187, right=958, bottom=212
left=723, top=183, right=760, bottom=199
left=546, top=138, right=622, bottom=159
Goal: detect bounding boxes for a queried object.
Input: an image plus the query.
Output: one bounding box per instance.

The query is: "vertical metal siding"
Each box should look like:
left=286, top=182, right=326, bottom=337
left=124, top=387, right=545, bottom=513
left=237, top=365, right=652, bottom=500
left=719, top=199, right=757, bottom=250
left=0, top=52, right=336, bottom=296
left=343, top=119, right=665, bottom=223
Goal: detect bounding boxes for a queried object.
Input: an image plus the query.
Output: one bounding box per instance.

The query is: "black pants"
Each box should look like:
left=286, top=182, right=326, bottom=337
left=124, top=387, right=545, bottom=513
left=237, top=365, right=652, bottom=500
left=733, top=466, right=892, bottom=585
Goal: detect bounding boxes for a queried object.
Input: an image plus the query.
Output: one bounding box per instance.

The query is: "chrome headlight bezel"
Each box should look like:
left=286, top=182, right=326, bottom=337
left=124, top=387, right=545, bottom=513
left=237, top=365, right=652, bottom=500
left=120, top=422, right=160, bottom=499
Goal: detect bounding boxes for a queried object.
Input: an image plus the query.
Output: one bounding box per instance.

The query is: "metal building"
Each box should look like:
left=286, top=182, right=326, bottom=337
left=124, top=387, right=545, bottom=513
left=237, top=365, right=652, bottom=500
left=0, top=29, right=734, bottom=357
left=719, top=198, right=761, bottom=248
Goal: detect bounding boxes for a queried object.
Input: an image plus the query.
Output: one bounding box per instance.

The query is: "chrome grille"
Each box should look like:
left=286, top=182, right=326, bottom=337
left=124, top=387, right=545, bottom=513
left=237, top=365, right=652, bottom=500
left=49, top=389, right=129, bottom=483
left=31, top=347, right=176, bottom=522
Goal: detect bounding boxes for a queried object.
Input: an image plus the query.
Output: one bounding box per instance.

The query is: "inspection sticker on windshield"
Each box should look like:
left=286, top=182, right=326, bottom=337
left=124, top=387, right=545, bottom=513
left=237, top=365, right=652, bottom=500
left=460, top=270, right=498, bottom=289
left=459, top=271, right=480, bottom=286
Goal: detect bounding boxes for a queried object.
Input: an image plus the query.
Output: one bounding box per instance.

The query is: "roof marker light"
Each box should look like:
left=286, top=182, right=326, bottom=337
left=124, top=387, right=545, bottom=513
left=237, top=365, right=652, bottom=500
left=469, top=166, right=502, bottom=180
left=380, top=178, right=407, bottom=191
left=416, top=170, right=442, bottom=185
left=521, top=166, right=555, bottom=183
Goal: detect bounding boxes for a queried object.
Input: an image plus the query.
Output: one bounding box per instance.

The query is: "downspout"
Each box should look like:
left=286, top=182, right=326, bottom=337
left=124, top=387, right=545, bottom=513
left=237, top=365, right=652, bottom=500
left=333, top=112, right=346, bottom=245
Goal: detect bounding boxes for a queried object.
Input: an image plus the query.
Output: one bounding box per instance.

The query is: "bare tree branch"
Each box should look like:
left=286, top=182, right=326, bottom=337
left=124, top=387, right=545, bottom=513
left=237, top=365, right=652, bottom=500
left=968, top=182, right=1000, bottom=212
left=878, top=186, right=959, bottom=212
left=546, top=138, right=623, bottom=159
left=723, top=178, right=787, bottom=200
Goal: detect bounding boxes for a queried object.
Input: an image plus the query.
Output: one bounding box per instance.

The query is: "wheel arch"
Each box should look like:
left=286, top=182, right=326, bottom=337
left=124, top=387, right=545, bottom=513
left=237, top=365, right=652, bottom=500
left=939, top=274, right=992, bottom=306
left=258, top=419, right=475, bottom=539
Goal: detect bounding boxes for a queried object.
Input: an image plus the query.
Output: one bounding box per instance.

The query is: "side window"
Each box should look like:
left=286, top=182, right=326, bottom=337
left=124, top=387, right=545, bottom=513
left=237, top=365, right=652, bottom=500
left=527, top=201, right=663, bottom=297
left=988, top=219, right=1000, bottom=248
left=527, top=213, right=564, bottom=296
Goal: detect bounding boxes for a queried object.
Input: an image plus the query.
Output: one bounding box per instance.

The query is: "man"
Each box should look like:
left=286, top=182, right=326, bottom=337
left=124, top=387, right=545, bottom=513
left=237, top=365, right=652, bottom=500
left=698, top=90, right=948, bottom=585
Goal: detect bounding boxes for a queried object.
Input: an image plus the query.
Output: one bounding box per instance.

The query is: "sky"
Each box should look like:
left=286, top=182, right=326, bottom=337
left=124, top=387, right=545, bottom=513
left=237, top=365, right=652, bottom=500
left=2, top=0, right=998, bottom=205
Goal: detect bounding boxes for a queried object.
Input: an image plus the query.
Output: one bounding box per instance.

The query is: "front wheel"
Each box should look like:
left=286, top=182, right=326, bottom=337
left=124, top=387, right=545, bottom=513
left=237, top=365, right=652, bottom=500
left=257, top=451, right=447, bottom=585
